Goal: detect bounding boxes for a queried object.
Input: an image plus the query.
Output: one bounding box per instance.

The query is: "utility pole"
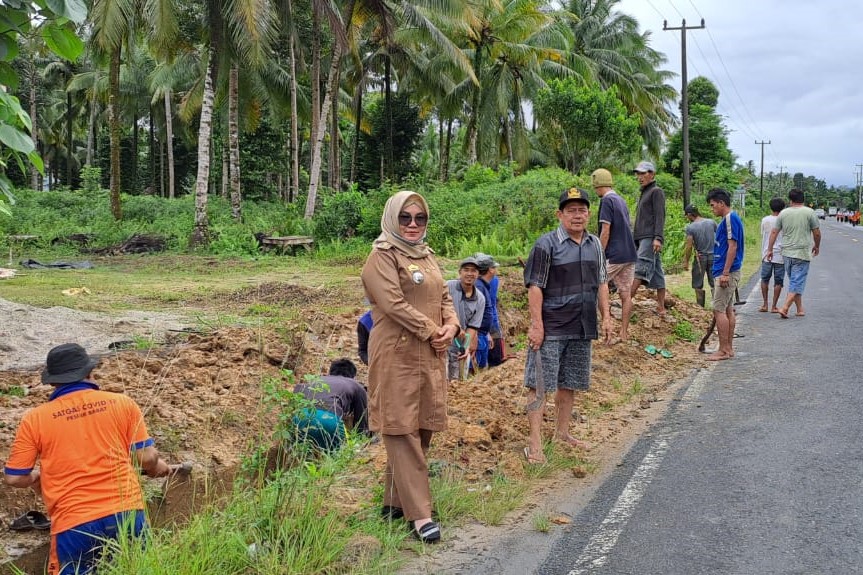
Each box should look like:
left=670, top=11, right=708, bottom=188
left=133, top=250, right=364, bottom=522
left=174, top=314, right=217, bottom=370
left=755, top=140, right=770, bottom=209
left=778, top=165, right=786, bottom=191
left=665, top=18, right=705, bottom=208
left=856, top=164, right=863, bottom=210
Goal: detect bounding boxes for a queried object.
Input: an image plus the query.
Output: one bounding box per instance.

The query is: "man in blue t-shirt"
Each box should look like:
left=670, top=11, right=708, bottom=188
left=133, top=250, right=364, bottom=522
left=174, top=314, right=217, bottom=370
left=707, top=188, right=744, bottom=361
left=592, top=168, right=637, bottom=343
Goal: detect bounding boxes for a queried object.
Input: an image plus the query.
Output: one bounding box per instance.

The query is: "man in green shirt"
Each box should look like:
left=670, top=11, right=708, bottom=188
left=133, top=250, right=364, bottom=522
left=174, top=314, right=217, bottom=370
left=766, top=188, right=821, bottom=318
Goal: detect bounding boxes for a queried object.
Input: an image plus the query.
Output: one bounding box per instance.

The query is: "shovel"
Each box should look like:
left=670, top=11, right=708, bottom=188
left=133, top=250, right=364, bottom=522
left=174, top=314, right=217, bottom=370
left=524, top=347, right=546, bottom=412
left=458, top=332, right=472, bottom=380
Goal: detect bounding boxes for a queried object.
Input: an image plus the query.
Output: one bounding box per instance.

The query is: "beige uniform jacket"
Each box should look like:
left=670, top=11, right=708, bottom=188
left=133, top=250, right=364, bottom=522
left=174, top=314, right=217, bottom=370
left=361, top=246, right=459, bottom=434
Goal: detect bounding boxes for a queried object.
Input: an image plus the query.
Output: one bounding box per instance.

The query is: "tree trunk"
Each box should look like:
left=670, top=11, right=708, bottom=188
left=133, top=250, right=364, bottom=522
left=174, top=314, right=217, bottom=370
left=86, top=93, right=97, bottom=166
left=160, top=137, right=165, bottom=197
left=29, top=55, right=38, bottom=191
left=328, top=66, right=341, bottom=190
left=350, top=80, right=363, bottom=185
left=221, top=144, right=228, bottom=197
left=288, top=5, right=300, bottom=203
left=164, top=89, right=175, bottom=199
left=228, top=65, right=242, bottom=219
left=437, top=113, right=445, bottom=181
left=149, top=106, right=156, bottom=195
left=305, top=42, right=342, bottom=219
left=443, top=117, right=453, bottom=182
left=190, top=50, right=216, bottom=247
left=384, top=56, right=394, bottom=181
left=108, top=46, right=122, bottom=219
left=131, top=110, right=139, bottom=193
left=310, top=6, right=321, bottom=162
left=66, top=90, right=73, bottom=187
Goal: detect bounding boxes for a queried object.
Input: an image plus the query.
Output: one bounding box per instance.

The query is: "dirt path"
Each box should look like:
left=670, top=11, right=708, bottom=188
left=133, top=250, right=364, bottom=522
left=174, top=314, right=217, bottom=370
left=0, top=297, right=188, bottom=371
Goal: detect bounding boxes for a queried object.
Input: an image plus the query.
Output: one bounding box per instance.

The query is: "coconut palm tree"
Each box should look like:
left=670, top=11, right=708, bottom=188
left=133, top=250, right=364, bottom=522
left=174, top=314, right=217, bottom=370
left=90, top=0, right=178, bottom=219
left=565, top=0, right=676, bottom=156
left=451, top=0, right=570, bottom=167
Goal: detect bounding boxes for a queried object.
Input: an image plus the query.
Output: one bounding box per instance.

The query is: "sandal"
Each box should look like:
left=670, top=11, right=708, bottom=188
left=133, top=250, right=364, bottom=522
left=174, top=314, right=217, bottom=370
left=644, top=344, right=657, bottom=356
left=381, top=505, right=404, bottom=520
left=9, top=510, right=51, bottom=531
left=659, top=349, right=673, bottom=359
left=523, top=446, right=546, bottom=465
left=412, top=520, right=441, bottom=544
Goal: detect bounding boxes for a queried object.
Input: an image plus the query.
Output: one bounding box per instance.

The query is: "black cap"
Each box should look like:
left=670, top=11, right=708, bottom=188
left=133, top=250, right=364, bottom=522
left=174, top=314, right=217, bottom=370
left=41, top=343, right=100, bottom=384
left=559, top=187, right=591, bottom=209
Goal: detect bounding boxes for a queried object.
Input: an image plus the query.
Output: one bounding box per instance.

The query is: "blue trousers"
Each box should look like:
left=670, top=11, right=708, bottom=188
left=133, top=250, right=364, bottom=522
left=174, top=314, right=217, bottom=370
left=53, top=510, right=147, bottom=575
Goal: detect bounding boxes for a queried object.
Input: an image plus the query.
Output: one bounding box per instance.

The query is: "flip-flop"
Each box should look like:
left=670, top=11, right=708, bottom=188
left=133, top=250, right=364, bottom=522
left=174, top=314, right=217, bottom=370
left=9, top=510, right=51, bottom=531
left=796, top=312, right=806, bottom=317
left=659, top=349, right=673, bottom=359
left=758, top=306, right=769, bottom=312
left=523, top=446, right=546, bottom=465
left=644, top=344, right=657, bottom=356
left=778, top=309, right=789, bottom=319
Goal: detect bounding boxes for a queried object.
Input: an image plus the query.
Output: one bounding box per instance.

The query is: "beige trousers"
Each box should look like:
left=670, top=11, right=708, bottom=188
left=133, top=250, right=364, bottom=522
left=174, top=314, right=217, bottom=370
left=382, top=430, right=433, bottom=521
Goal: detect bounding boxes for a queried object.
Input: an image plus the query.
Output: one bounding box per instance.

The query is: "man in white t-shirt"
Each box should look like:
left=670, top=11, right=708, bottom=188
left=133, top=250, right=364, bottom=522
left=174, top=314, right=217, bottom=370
left=759, top=197, right=785, bottom=313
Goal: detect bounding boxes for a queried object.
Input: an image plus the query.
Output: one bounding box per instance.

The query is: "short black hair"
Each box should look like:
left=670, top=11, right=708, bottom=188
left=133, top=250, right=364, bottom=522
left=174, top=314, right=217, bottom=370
left=329, top=358, right=357, bottom=379
left=769, top=197, right=786, bottom=213
left=684, top=205, right=700, bottom=217
left=706, top=188, right=731, bottom=207
left=788, top=188, right=805, bottom=204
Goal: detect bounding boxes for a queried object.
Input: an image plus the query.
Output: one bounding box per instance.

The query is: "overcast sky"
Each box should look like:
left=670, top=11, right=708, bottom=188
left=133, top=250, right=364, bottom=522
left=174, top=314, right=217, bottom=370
left=617, top=0, right=861, bottom=188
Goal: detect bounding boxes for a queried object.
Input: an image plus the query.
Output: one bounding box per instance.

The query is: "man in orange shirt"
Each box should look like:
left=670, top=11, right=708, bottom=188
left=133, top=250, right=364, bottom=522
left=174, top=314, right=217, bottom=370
left=3, top=343, right=183, bottom=575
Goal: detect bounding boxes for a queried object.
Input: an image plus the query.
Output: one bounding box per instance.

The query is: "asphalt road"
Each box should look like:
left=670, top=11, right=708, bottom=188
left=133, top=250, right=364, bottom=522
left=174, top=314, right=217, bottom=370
left=457, top=219, right=863, bottom=575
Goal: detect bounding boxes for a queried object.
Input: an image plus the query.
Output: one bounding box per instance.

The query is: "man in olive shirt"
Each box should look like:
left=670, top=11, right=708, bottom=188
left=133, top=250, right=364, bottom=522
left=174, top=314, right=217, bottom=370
left=767, top=188, right=820, bottom=318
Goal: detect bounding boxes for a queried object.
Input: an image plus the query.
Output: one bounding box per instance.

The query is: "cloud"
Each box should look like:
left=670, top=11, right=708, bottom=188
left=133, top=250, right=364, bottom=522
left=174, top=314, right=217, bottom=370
left=618, top=0, right=862, bottom=187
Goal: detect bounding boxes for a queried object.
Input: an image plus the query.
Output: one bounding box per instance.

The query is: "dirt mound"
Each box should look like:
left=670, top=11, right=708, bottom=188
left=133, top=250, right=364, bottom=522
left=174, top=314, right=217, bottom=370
left=204, top=281, right=350, bottom=308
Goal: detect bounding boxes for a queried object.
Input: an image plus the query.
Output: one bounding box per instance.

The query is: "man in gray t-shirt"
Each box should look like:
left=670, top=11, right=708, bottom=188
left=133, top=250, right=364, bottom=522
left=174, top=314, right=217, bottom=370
left=682, top=205, right=718, bottom=307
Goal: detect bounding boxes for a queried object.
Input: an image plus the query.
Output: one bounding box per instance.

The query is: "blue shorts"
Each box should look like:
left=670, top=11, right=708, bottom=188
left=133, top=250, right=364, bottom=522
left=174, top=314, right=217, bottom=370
left=760, top=261, right=785, bottom=286
left=475, top=332, right=490, bottom=369
left=634, top=238, right=666, bottom=289
left=53, top=510, right=147, bottom=575
left=524, top=338, right=592, bottom=393
left=784, top=257, right=810, bottom=294
left=292, top=408, right=346, bottom=450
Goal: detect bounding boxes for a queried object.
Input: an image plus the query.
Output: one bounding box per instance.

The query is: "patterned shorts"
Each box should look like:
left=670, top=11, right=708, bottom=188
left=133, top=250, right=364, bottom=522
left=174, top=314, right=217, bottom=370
left=524, top=338, right=592, bottom=392
left=606, top=262, right=635, bottom=293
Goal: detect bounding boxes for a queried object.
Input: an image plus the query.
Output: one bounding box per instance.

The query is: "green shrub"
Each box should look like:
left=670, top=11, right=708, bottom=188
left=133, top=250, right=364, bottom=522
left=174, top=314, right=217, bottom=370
left=314, top=189, right=365, bottom=241
left=80, top=166, right=102, bottom=193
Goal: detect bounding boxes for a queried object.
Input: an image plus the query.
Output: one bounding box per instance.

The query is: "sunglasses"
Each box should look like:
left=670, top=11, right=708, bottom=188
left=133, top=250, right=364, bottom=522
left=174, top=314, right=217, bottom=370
left=398, top=212, right=429, bottom=226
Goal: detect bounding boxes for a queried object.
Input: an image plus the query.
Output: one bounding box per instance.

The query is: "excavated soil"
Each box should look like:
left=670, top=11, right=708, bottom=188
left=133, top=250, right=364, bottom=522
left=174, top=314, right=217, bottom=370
left=0, top=265, right=714, bottom=569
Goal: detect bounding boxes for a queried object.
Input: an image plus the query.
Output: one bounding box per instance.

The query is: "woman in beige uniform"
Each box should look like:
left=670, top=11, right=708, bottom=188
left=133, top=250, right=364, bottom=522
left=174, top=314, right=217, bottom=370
left=361, top=190, right=460, bottom=543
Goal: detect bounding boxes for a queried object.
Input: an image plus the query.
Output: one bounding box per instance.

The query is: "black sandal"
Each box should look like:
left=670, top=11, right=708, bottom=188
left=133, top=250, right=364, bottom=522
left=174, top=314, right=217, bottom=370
left=381, top=505, right=404, bottom=520
left=9, top=510, right=51, bottom=531
left=412, top=520, right=441, bottom=544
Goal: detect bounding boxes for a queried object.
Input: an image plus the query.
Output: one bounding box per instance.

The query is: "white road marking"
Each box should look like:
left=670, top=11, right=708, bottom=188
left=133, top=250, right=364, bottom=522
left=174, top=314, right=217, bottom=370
left=567, top=438, right=671, bottom=574
left=566, top=367, right=711, bottom=574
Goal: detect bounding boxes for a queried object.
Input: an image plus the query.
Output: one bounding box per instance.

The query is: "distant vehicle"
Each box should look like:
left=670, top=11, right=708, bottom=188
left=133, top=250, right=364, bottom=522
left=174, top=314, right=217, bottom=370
left=815, top=208, right=826, bottom=219
left=829, top=207, right=838, bottom=217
